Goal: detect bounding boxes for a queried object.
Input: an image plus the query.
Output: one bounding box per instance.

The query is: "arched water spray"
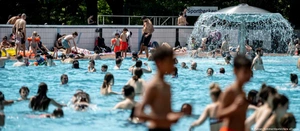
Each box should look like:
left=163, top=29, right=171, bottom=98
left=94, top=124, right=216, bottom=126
left=189, top=4, right=293, bottom=53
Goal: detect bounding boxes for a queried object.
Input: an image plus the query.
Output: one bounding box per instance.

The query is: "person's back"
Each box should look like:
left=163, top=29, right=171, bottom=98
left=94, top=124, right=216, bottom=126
left=127, top=68, right=145, bottom=94
left=114, top=85, right=136, bottom=110
left=216, top=54, right=252, bottom=131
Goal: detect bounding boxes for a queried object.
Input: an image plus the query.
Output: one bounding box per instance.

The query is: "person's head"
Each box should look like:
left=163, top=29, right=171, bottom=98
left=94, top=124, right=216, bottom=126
left=179, top=12, right=184, bottom=16
left=123, top=85, right=135, bottom=98
left=17, top=13, right=22, bottom=18
left=52, top=108, right=64, bottom=118
left=35, top=54, right=41, bottom=61
left=37, top=82, right=48, bottom=95
left=172, top=67, right=178, bottom=78
left=133, top=68, right=143, bottom=81
left=248, top=89, right=259, bottom=106
left=207, top=68, right=214, bottom=76
left=2, top=36, right=7, bottom=42
left=191, top=62, right=197, bottom=70
left=225, top=56, right=231, bottom=64
left=32, top=31, right=38, bottom=37
left=153, top=46, right=174, bottom=74
left=72, top=32, right=78, bottom=38
left=61, top=74, right=68, bottom=84
left=16, top=55, right=23, bottom=61
left=181, top=103, right=192, bottom=115
left=259, top=84, right=277, bottom=105
left=101, top=64, right=108, bottom=72
left=135, top=60, right=142, bottom=68
left=72, top=60, right=79, bottom=69
left=209, top=83, right=222, bottom=102
left=21, top=13, right=26, bottom=19
left=115, top=33, right=120, bottom=38
left=256, top=48, right=263, bottom=56
left=290, top=73, right=298, bottom=85
left=115, top=58, right=122, bottom=67
left=19, top=86, right=30, bottom=98
left=123, top=28, right=128, bottom=33
left=132, top=52, right=138, bottom=61
left=281, top=113, right=297, bottom=129
left=233, top=55, right=252, bottom=84
left=89, top=60, right=95, bottom=67
left=219, top=67, right=225, bottom=74
left=181, top=62, right=187, bottom=68
left=272, top=94, right=289, bottom=112
left=102, top=73, right=114, bottom=88
left=141, top=16, right=148, bottom=22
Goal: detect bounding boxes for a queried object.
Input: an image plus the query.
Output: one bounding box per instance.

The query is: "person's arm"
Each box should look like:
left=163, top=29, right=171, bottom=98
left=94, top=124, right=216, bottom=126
left=42, top=44, right=49, bottom=52
left=113, top=102, right=124, bottom=109
left=50, top=99, right=67, bottom=108
left=251, top=57, right=257, bottom=69
left=128, top=64, right=135, bottom=72
left=7, top=17, right=13, bottom=24
left=245, top=110, right=257, bottom=131
left=254, top=111, right=273, bottom=130
left=142, top=63, right=152, bottom=73
left=72, top=39, right=78, bottom=52
left=261, top=116, right=275, bottom=131
left=190, top=106, right=209, bottom=129
left=3, top=100, right=14, bottom=105
left=216, top=90, right=241, bottom=119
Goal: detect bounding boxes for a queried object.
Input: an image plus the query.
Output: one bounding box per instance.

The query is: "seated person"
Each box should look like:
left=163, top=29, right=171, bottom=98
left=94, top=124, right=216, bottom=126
left=13, top=55, right=26, bottom=67
left=34, top=54, right=46, bottom=65
left=61, top=54, right=75, bottom=64
left=128, top=60, right=152, bottom=73
left=37, top=35, right=49, bottom=53
left=101, top=64, right=108, bottom=72
left=113, top=85, right=136, bottom=110
left=114, top=58, right=122, bottom=70
left=0, top=36, right=11, bottom=49
left=40, top=108, right=64, bottom=118
left=181, top=62, right=189, bottom=69
left=18, top=86, right=30, bottom=101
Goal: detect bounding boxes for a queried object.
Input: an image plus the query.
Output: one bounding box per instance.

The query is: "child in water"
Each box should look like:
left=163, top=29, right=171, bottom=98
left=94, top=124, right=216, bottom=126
left=88, top=60, right=96, bottom=72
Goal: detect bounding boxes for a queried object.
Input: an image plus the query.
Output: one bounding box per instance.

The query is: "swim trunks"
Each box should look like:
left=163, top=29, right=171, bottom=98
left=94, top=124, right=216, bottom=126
left=140, top=33, right=152, bottom=46
left=115, top=52, right=121, bottom=59
left=148, top=128, right=171, bottom=131
left=62, top=39, right=70, bottom=48
left=120, top=41, right=128, bottom=51
left=219, top=127, right=237, bottom=131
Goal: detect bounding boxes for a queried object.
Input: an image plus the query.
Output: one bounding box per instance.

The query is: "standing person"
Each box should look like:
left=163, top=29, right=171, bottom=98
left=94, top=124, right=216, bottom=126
left=221, top=35, right=230, bottom=57
left=251, top=48, right=264, bottom=70
left=177, top=12, right=188, bottom=26
left=7, top=14, right=21, bottom=24
left=29, top=31, right=39, bottom=58
left=62, top=32, right=78, bottom=55
left=216, top=54, right=252, bottom=131
left=138, top=16, right=154, bottom=58
left=87, top=15, right=96, bottom=25
left=135, top=46, right=187, bottom=131
left=111, top=33, right=121, bottom=59
left=14, top=13, right=26, bottom=57
left=120, top=28, right=129, bottom=58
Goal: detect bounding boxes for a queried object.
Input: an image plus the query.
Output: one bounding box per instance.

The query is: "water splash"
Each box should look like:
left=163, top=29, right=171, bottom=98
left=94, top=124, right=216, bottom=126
left=189, top=9, right=293, bottom=53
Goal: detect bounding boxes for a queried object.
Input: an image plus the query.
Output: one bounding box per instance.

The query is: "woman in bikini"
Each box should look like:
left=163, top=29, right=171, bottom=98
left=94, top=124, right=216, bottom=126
left=189, top=83, right=223, bottom=131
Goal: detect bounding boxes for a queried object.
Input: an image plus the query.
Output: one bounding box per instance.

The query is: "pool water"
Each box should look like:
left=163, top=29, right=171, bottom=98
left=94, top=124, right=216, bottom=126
left=0, top=56, right=299, bottom=131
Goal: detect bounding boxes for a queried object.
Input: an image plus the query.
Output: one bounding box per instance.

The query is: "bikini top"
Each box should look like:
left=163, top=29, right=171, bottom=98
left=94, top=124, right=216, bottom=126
left=209, top=105, right=223, bottom=125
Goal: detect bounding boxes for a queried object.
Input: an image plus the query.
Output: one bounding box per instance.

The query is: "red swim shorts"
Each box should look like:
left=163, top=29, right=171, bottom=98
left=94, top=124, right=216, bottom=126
left=120, top=41, right=128, bottom=51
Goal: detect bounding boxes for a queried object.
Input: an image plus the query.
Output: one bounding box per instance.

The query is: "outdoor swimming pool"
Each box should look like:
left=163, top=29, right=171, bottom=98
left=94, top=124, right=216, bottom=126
left=0, top=56, right=299, bottom=131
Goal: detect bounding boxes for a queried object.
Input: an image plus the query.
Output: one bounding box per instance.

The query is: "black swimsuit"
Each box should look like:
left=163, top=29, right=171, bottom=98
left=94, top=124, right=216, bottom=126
left=140, top=33, right=152, bottom=46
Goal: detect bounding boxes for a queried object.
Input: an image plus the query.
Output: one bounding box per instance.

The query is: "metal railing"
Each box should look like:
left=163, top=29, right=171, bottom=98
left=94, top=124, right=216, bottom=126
left=97, top=15, right=178, bottom=25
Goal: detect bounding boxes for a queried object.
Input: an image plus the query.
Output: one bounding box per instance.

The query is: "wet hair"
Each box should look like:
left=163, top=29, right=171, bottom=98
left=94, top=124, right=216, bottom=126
left=102, top=73, right=114, bottom=89
left=60, top=74, right=68, bottom=82
left=220, top=67, right=225, bottom=74
left=123, top=28, right=128, bottom=31
left=225, top=56, right=231, bottom=61
left=30, top=82, right=51, bottom=111
left=0, top=91, right=5, bottom=101
left=53, top=108, right=64, bottom=118
left=89, top=60, right=95, bottom=65
left=123, top=85, right=135, bottom=97
left=259, top=83, right=277, bottom=102
left=132, top=52, right=138, bottom=60
left=256, top=48, right=262, bottom=54
left=115, top=33, right=120, bottom=36
left=101, top=64, right=108, bottom=69
left=248, top=89, right=259, bottom=106
left=272, top=94, right=289, bottom=111
left=281, top=113, right=296, bottom=128
left=290, top=73, right=298, bottom=84
left=2, top=36, right=7, bottom=40
left=210, top=88, right=222, bottom=100
left=152, top=46, right=174, bottom=62
left=116, top=58, right=122, bottom=65
left=207, top=68, right=214, bottom=74
left=209, top=82, right=220, bottom=90
left=132, top=68, right=143, bottom=81
left=16, top=55, right=23, bottom=60
left=72, top=32, right=78, bottom=36
left=179, top=12, right=183, bottom=16
left=233, top=54, right=252, bottom=69
left=135, top=60, right=142, bottom=67
left=72, top=60, right=79, bottom=69
left=19, top=86, right=30, bottom=94
left=173, top=67, right=178, bottom=77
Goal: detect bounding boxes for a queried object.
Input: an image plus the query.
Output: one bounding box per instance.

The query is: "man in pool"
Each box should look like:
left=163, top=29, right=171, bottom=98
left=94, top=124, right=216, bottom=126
left=13, top=55, right=26, bottom=67
left=0, top=51, right=10, bottom=68
left=61, top=74, right=68, bottom=85
left=251, top=48, right=264, bottom=70
left=113, top=85, right=136, bottom=110
left=135, top=46, right=186, bottom=131
left=114, top=58, right=122, bottom=70
left=101, top=64, right=108, bottom=72
left=128, top=60, right=152, bottom=74
left=190, top=62, right=197, bottom=70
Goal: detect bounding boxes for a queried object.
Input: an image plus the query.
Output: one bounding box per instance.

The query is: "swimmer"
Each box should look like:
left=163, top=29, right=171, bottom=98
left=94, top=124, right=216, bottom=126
left=46, top=54, right=56, bottom=66
left=216, top=55, right=252, bottom=131
left=280, top=113, right=296, bottom=130
left=128, top=60, right=152, bottom=74
left=72, top=60, right=79, bottom=69
left=181, top=62, right=189, bottom=69
left=190, top=62, right=197, bottom=70
left=245, top=84, right=278, bottom=131
left=18, top=86, right=30, bottom=101
left=207, top=68, right=214, bottom=76
left=251, top=48, right=264, bottom=70
left=34, top=54, right=46, bottom=65
left=247, top=89, right=260, bottom=110
left=172, top=67, right=178, bottom=78
left=126, top=68, right=146, bottom=94
left=114, top=58, right=122, bottom=70
left=190, top=83, right=222, bottom=131
left=219, top=68, right=225, bottom=74
left=88, top=59, right=96, bottom=72
left=73, top=91, right=90, bottom=111
left=13, top=55, right=26, bottom=67
left=100, top=73, right=119, bottom=95
left=40, top=108, right=64, bottom=118
left=113, top=85, right=136, bottom=109
left=290, top=73, right=298, bottom=87
left=61, top=74, right=68, bottom=85
left=181, top=103, right=192, bottom=116
left=61, top=54, right=75, bottom=64
left=217, top=56, right=231, bottom=65
left=101, top=64, right=108, bottom=72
